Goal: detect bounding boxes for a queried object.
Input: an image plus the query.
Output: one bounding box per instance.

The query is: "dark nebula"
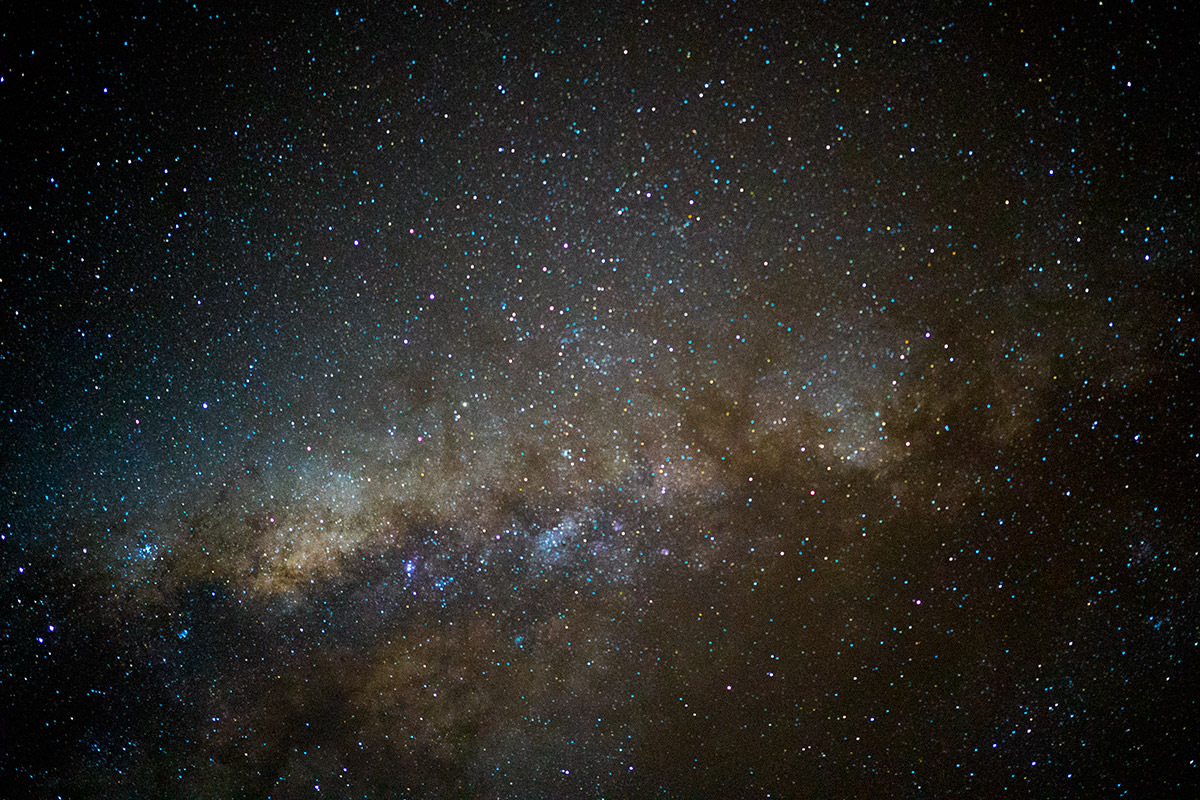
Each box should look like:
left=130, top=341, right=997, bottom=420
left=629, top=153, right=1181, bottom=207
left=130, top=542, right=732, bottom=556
left=2, top=1, right=1197, bottom=796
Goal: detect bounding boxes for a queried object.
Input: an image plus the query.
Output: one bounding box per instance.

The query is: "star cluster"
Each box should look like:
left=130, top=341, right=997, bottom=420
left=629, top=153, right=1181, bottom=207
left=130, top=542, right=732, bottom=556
left=2, top=1, right=1197, bottom=796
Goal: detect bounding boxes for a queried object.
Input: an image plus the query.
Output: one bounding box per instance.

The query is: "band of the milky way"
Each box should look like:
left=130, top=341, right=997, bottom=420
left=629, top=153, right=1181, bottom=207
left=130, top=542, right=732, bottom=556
left=1, top=1, right=1196, bottom=796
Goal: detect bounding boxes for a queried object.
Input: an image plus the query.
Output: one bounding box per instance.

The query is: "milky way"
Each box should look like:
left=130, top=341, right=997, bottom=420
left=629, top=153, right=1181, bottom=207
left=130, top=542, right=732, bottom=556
left=2, top=2, right=1197, bottom=796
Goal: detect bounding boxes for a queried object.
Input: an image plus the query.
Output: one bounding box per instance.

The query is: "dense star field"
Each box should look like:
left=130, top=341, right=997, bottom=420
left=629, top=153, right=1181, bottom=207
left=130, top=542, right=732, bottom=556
left=2, top=1, right=1197, bottom=796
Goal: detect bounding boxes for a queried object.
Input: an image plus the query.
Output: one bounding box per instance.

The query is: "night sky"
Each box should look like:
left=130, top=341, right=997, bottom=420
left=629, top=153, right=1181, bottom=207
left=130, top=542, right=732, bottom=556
left=2, top=1, right=1198, bottom=796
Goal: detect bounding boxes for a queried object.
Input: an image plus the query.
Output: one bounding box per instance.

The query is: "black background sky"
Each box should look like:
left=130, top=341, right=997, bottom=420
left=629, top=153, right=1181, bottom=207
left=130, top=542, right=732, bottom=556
left=2, top=1, right=1198, bottom=797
